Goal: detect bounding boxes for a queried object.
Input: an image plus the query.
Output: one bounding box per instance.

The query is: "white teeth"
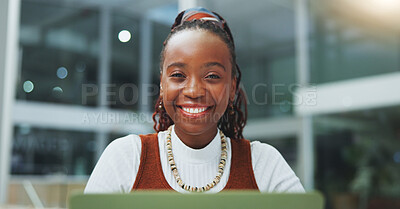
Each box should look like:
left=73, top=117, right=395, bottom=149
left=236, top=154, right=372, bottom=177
left=181, top=107, right=207, bottom=114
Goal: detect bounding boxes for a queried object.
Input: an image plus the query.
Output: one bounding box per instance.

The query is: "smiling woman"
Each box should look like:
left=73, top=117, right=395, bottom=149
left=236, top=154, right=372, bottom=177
left=85, top=7, right=304, bottom=194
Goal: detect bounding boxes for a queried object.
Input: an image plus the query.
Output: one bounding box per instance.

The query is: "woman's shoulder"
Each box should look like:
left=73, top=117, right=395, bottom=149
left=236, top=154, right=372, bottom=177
left=230, top=138, right=281, bottom=159
left=250, top=140, right=282, bottom=158
left=249, top=140, right=288, bottom=179
left=249, top=140, right=305, bottom=192
left=98, top=134, right=145, bottom=162
left=84, top=134, right=143, bottom=193
left=107, top=134, right=142, bottom=151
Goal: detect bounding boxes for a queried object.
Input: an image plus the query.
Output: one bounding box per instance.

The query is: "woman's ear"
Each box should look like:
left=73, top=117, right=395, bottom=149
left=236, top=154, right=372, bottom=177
left=160, top=74, right=164, bottom=96
left=160, top=84, right=163, bottom=97
left=159, top=77, right=164, bottom=97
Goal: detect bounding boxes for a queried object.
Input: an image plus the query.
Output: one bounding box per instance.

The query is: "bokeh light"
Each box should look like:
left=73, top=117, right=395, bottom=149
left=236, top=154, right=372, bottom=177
left=57, top=67, right=68, bottom=79
left=52, top=86, right=63, bottom=98
left=118, top=30, right=131, bottom=43
left=23, top=80, right=34, bottom=93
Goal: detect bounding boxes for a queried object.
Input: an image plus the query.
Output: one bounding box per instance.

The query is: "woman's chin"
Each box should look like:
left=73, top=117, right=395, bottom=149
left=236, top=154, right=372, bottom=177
left=173, top=122, right=218, bottom=137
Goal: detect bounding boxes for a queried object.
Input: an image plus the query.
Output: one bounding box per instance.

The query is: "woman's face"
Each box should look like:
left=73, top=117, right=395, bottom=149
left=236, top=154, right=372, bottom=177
left=161, top=29, right=236, bottom=138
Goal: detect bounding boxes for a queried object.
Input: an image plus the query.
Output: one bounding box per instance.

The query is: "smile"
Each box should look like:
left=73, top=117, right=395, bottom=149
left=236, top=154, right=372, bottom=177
left=177, top=105, right=213, bottom=118
left=182, top=107, right=207, bottom=114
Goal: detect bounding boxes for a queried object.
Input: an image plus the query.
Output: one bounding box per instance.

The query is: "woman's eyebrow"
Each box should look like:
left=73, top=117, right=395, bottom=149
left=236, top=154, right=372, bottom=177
left=167, top=62, right=186, bottom=70
left=203, top=62, right=226, bottom=71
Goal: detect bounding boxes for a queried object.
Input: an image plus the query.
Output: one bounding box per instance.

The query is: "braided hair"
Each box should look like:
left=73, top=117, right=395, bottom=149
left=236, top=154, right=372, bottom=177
left=152, top=10, right=248, bottom=140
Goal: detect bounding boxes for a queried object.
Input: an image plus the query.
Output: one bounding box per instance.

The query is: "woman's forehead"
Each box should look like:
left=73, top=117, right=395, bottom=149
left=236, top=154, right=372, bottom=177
left=163, top=30, right=231, bottom=67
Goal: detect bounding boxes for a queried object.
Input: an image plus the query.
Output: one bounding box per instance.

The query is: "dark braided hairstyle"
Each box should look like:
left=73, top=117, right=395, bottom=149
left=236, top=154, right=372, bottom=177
left=152, top=9, right=248, bottom=140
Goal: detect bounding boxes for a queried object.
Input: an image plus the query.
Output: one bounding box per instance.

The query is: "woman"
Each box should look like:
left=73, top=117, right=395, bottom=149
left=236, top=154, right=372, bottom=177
left=85, top=7, right=304, bottom=193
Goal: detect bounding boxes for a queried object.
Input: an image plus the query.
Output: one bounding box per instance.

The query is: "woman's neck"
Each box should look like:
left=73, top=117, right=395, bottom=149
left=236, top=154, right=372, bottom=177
left=173, top=125, right=218, bottom=149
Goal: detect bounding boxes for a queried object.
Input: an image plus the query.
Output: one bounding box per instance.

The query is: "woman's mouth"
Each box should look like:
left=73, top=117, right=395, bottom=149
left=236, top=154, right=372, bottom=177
left=176, top=105, right=213, bottom=118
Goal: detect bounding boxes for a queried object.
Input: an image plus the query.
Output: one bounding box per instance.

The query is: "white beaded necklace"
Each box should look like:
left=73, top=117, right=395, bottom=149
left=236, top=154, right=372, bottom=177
left=166, top=126, right=227, bottom=192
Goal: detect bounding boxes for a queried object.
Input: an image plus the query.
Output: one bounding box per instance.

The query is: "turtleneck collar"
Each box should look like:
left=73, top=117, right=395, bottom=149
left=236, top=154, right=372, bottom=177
left=170, top=125, right=221, bottom=163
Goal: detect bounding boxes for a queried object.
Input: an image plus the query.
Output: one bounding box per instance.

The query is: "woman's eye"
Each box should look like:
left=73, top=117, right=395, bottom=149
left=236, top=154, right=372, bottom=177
left=206, top=74, right=220, bottom=79
left=171, top=73, right=185, bottom=78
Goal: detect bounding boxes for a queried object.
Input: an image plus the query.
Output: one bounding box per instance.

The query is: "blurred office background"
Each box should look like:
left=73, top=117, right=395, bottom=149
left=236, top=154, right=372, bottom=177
left=1, top=0, right=400, bottom=208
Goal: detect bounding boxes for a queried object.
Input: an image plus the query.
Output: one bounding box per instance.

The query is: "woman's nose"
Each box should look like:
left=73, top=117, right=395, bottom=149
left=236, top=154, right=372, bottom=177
left=182, top=77, right=205, bottom=99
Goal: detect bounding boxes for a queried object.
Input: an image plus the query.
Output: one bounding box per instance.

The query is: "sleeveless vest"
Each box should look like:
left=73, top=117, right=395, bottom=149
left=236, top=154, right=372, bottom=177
left=131, top=133, right=259, bottom=191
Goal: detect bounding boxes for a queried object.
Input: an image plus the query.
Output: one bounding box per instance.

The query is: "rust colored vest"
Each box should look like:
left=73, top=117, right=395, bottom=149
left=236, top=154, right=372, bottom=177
left=131, top=133, right=259, bottom=192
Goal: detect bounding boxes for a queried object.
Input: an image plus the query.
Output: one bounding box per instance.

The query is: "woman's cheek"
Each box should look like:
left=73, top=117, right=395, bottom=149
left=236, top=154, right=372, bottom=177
left=213, top=84, right=230, bottom=102
left=163, top=83, right=180, bottom=98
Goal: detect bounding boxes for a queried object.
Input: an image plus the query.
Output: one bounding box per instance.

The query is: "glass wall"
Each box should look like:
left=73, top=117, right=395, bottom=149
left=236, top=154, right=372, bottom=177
left=18, top=1, right=100, bottom=106
left=309, top=0, right=400, bottom=84
left=315, top=106, right=400, bottom=209
left=110, top=13, right=140, bottom=110
left=12, top=126, right=96, bottom=176
left=309, top=1, right=400, bottom=208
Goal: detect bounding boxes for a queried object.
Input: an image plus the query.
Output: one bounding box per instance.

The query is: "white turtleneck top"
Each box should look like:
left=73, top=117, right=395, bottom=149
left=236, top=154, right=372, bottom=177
left=84, top=125, right=304, bottom=193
